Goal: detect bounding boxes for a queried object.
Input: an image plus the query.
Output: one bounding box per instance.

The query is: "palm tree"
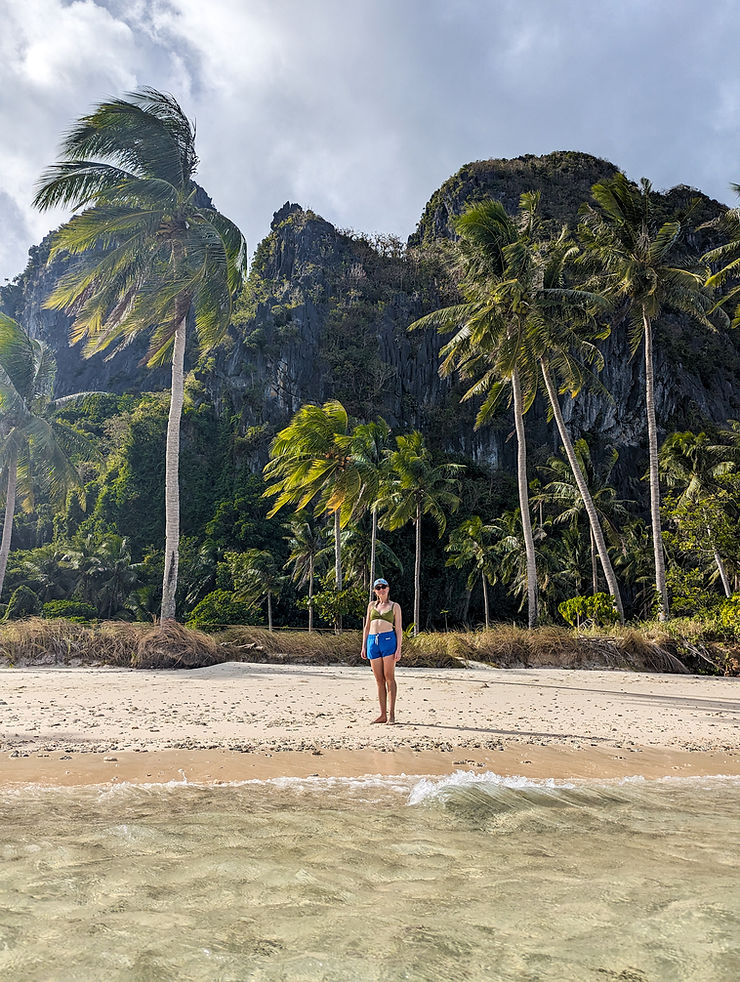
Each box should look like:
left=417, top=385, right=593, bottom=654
left=342, top=418, right=392, bottom=600
left=412, top=195, right=625, bottom=625
left=33, top=88, right=247, bottom=621
left=445, top=515, right=497, bottom=628
left=383, top=431, right=462, bottom=635
left=659, top=431, right=735, bottom=597
left=488, top=508, right=570, bottom=619
left=263, top=400, right=357, bottom=629
left=0, top=314, right=95, bottom=599
left=227, top=549, right=286, bottom=632
left=580, top=173, right=717, bottom=619
left=538, top=441, right=628, bottom=596
left=285, top=516, right=327, bottom=632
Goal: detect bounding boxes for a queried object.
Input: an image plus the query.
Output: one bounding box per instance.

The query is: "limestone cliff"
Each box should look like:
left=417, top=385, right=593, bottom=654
left=2, top=152, right=738, bottom=485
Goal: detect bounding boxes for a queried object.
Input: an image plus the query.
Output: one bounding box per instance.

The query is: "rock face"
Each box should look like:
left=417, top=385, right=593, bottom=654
left=2, top=152, right=739, bottom=484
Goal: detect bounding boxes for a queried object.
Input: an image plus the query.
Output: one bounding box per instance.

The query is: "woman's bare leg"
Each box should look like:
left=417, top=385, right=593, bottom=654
left=370, top=658, right=387, bottom=722
left=383, top=655, right=397, bottom=723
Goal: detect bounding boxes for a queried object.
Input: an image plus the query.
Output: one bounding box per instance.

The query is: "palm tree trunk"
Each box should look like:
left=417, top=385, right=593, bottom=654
left=511, top=368, right=538, bottom=628
left=590, top=527, right=599, bottom=595
left=308, top=554, right=314, bottom=632
left=334, top=508, right=342, bottom=633
left=160, top=320, right=186, bottom=622
left=368, top=508, right=378, bottom=604
left=414, top=499, right=421, bottom=636
left=0, top=449, right=18, bottom=600
left=267, top=590, right=273, bottom=632
left=643, top=309, right=669, bottom=620
left=711, top=541, right=732, bottom=598
left=482, top=574, right=490, bottom=629
left=462, top=586, right=472, bottom=626
left=539, top=362, right=625, bottom=623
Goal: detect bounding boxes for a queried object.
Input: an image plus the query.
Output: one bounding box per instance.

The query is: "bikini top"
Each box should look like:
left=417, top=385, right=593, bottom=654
left=372, top=603, right=395, bottom=625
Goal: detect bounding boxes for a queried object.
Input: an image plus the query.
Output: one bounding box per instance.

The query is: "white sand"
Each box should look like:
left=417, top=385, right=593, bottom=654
left=0, top=663, right=737, bottom=761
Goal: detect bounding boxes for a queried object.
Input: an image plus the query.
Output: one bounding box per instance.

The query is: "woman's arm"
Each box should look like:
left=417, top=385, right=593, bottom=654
left=394, top=603, right=402, bottom=660
left=360, top=604, right=372, bottom=658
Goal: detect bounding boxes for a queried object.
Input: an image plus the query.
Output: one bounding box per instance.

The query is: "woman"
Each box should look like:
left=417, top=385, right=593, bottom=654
left=361, top=578, right=402, bottom=724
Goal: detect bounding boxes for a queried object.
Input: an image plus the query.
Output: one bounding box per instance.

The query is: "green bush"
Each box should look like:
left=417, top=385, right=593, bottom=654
left=719, top=594, right=740, bottom=629
left=558, top=593, right=619, bottom=629
left=42, top=599, right=98, bottom=622
left=3, top=585, right=41, bottom=620
left=186, top=589, right=256, bottom=630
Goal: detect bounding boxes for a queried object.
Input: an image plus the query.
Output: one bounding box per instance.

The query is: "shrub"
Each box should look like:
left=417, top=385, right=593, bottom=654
left=186, top=589, right=256, bottom=631
left=558, top=593, right=619, bottom=629
left=3, top=585, right=41, bottom=620
left=719, top=594, right=740, bottom=630
left=42, top=599, right=98, bottom=622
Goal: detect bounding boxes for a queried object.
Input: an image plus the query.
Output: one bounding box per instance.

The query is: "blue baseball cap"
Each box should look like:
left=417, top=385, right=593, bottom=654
left=373, top=578, right=389, bottom=588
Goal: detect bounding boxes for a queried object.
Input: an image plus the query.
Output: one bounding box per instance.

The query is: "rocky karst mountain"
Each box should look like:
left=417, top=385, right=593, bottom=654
left=2, top=151, right=739, bottom=485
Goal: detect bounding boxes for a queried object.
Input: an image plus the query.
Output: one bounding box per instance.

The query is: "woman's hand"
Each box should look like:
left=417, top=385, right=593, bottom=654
left=361, top=650, right=368, bottom=659
left=394, top=653, right=401, bottom=662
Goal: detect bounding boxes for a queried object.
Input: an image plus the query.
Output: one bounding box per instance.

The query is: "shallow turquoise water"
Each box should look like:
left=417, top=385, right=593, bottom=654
left=1, top=772, right=738, bottom=981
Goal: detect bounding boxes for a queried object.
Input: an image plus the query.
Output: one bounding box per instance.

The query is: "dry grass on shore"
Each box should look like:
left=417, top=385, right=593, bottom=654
left=0, top=617, right=737, bottom=675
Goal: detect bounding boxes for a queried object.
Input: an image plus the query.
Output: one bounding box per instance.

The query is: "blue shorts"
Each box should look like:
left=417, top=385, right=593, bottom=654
left=366, top=630, right=397, bottom=660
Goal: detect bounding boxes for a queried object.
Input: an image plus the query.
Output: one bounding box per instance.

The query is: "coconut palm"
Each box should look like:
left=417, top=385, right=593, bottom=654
left=0, top=314, right=95, bottom=599
left=412, top=195, right=625, bottom=625
left=339, top=522, right=403, bottom=594
left=285, top=515, right=328, bottom=632
left=263, top=400, right=357, bottom=629
left=383, top=431, right=462, bottom=635
left=445, top=515, right=497, bottom=628
left=33, top=88, right=248, bottom=621
left=227, top=549, right=286, bottom=632
left=579, top=173, right=717, bottom=619
left=659, top=431, right=735, bottom=597
left=538, top=441, right=628, bottom=596
left=342, top=418, right=392, bottom=600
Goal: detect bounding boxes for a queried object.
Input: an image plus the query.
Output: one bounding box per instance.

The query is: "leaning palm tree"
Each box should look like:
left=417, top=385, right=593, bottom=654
left=659, top=430, right=735, bottom=597
left=412, top=195, right=626, bottom=625
left=580, top=173, right=718, bottom=619
left=383, top=431, right=462, bottom=635
left=33, top=88, right=247, bottom=620
left=537, top=441, right=628, bottom=597
left=0, top=314, right=94, bottom=599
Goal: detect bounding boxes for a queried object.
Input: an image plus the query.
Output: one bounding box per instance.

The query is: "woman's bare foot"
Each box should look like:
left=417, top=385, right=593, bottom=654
left=372, top=715, right=387, bottom=724
left=388, top=715, right=396, bottom=725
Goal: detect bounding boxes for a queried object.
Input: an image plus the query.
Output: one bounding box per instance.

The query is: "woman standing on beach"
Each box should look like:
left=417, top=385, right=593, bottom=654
left=361, top=578, right=403, bottom=724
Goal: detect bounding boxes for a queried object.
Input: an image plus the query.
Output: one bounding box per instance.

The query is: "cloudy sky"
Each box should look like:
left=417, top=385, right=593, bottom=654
left=2, top=0, right=739, bottom=283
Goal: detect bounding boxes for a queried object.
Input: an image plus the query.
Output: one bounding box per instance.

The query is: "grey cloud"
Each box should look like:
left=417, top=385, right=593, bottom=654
left=2, top=0, right=740, bottom=284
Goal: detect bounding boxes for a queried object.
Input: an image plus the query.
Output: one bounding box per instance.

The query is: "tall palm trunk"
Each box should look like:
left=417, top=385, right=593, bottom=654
left=368, top=508, right=378, bottom=604
left=161, top=320, right=186, bottom=621
left=511, top=368, right=538, bottom=628
left=482, top=574, right=490, bottom=629
left=334, top=508, right=342, bottom=633
left=590, top=527, right=599, bottom=595
left=0, top=450, right=18, bottom=599
left=414, top=499, right=422, bottom=636
left=308, top=554, right=314, bottom=632
left=267, top=590, right=273, bottom=632
left=540, top=361, right=625, bottom=624
left=711, top=540, right=732, bottom=598
left=643, top=309, right=669, bottom=620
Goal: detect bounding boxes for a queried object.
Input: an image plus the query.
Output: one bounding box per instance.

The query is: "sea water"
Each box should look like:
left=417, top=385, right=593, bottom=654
left=0, top=773, right=738, bottom=982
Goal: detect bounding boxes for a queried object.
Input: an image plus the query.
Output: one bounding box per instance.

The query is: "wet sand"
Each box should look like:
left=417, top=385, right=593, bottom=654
left=1, top=663, right=738, bottom=785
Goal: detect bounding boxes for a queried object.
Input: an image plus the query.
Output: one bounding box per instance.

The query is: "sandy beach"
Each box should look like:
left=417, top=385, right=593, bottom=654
left=1, top=663, right=738, bottom=786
